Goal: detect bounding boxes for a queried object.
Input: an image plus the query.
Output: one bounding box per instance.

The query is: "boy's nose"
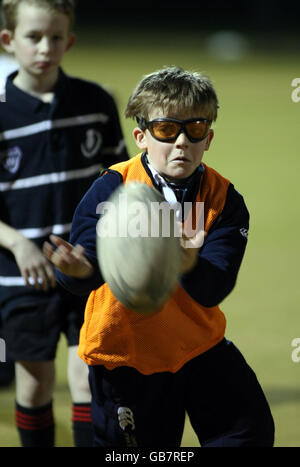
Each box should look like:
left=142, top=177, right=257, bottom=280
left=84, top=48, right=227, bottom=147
left=39, top=37, right=51, bottom=54
left=175, top=130, right=189, bottom=147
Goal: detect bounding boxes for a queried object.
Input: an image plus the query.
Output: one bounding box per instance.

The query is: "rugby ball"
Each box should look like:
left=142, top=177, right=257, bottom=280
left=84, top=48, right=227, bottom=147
left=96, top=182, right=181, bottom=314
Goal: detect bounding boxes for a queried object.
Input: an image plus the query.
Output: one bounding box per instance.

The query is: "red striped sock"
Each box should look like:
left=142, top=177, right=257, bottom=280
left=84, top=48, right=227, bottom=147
left=15, top=401, right=54, bottom=447
left=72, top=403, right=93, bottom=447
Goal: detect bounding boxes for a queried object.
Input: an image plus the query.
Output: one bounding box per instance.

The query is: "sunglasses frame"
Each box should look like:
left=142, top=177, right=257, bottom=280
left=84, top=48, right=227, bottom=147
left=137, top=117, right=212, bottom=143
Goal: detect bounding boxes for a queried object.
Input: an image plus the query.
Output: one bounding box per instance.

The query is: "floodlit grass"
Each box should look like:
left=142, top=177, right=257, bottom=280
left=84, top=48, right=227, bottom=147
left=1, top=26, right=300, bottom=447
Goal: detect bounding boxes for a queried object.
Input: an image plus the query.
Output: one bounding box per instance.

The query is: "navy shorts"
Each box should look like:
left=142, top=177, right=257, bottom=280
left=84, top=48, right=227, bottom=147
left=88, top=339, right=274, bottom=447
left=0, top=286, right=88, bottom=361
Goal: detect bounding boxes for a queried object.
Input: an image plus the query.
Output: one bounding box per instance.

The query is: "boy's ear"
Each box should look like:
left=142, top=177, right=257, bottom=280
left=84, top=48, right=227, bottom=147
left=204, top=129, right=214, bottom=150
left=133, top=127, right=147, bottom=150
left=0, top=29, right=15, bottom=53
left=65, top=33, right=75, bottom=52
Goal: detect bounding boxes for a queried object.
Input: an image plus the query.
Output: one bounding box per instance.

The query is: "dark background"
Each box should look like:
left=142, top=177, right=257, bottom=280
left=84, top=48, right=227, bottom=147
left=74, top=1, right=300, bottom=32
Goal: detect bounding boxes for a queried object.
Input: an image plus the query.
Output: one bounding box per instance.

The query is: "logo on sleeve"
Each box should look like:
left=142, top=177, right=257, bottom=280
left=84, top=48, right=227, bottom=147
left=117, top=407, right=135, bottom=431
left=81, top=128, right=102, bottom=158
left=0, top=146, right=23, bottom=173
left=240, top=228, right=248, bottom=238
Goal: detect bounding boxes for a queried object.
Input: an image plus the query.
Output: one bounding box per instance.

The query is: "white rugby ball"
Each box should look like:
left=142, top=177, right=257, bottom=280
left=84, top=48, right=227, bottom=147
left=96, top=182, right=181, bottom=314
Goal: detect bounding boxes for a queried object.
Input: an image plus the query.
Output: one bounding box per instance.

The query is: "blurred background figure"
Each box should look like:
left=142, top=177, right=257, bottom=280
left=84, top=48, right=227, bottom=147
left=0, top=52, right=18, bottom=98
left=0, top=340, right=14, bottom=388
left=0, top=53, right=18, bottom=385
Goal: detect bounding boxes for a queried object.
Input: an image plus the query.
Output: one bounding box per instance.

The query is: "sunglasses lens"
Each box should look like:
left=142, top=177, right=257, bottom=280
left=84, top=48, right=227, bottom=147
left=146, top=119, right=210, bottom=142
left=186, top=121, right=209, bottom=139
left=149, top=121, right=179, bottom=140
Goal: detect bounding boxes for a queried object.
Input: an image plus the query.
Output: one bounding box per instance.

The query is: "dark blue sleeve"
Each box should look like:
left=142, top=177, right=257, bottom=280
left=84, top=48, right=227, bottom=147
left=55, top=170, right=123, bottom=295
left=99, top=90, right=129, bottom=166
left=179, top=184, right=250, bottom=307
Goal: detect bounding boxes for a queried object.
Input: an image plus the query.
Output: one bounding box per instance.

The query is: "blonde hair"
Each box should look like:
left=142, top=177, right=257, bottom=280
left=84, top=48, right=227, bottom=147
left=1, top=0, right=75, bottom=31
left=125, top=66, right=219, bottom=122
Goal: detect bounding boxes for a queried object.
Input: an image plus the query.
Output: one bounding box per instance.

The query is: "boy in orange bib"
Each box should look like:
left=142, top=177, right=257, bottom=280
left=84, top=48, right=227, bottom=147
left=44, top=66, right=274, bottom=447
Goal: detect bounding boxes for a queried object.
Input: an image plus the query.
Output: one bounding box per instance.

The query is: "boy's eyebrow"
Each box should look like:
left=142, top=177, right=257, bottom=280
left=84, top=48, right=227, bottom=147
left=25, top=28, right=65, bottom=34
left=24, top=29, right=42, bottom=34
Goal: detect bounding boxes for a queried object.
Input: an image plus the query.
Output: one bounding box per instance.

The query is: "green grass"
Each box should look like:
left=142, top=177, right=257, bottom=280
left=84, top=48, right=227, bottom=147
left=1, top=26, right=300, bottom=447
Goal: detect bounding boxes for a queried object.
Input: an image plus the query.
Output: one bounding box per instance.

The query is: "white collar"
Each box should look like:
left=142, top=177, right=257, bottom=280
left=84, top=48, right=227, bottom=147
left=146, top=162, right=182, bottom=220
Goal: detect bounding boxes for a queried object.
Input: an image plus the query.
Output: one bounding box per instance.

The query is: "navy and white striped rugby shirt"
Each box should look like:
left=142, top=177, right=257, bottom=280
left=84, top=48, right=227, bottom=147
left=0, top=68, right=128, bottom=308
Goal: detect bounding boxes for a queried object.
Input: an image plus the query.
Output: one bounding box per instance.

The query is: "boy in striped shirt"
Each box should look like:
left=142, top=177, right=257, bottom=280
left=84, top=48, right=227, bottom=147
left=0, top=0, right=128, bottom=447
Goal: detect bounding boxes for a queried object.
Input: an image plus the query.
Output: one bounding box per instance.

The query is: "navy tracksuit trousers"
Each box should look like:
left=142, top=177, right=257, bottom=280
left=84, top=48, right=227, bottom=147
left=88, top=339, right=274, bottom=447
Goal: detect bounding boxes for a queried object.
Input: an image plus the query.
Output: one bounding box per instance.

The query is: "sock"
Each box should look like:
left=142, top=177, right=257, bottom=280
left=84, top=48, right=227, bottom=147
left=15, top=401, right=55, bottom=447
left=72, top=403, right=93, bottom=447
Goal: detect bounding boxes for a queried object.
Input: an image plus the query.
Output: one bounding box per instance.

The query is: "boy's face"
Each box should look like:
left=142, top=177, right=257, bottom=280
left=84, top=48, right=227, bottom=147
left=133, top=108, right=214, bottom=182
left=0, top=2, right=74, bottom=83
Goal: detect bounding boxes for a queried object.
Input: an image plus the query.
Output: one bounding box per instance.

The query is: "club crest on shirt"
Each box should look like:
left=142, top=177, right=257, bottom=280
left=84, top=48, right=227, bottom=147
left=81, top=128, right=102, bottom=158
left=0, top=146, right=22, bottom=173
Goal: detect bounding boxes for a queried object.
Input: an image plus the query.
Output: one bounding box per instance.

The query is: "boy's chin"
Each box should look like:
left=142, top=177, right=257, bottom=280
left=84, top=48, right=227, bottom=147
left=165, top=166, right=196, bottom=181
left=163, top=171, right=194, bottom=183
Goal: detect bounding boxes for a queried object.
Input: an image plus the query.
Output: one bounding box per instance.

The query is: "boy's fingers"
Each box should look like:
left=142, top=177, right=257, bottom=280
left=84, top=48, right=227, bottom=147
left=72, top=244, right=85, bottom=259
left=42, top=243, right=63, bottom=283
left=44, top=263, right=56, bottom=288
left=36, top=266, right=49, bottom=291
left=57, top=245, right=73, bottom=263
left=43, top=241, right=53, bottom=260
left=23, top=268, right=31, bottom=288
left=49, top=236, right=84, bottom=260
left=44, top=238, right=92, bottom=277
left=49, top=234, right=71, bottom=249
left=48, top=248, right=67, bottom=269
left=28, top=267, right=40, bottom=290
left=49, top=234, right=61, bottom=245
left=44, top=241, right=71, bottom=265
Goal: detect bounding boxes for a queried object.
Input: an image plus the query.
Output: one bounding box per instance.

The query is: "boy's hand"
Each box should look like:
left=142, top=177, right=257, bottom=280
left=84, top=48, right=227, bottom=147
left=179, top=229, right=207, bottom=274
left=43, top=234, right=94, bottom=279
left=11, top=237, right=56, bottom=291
